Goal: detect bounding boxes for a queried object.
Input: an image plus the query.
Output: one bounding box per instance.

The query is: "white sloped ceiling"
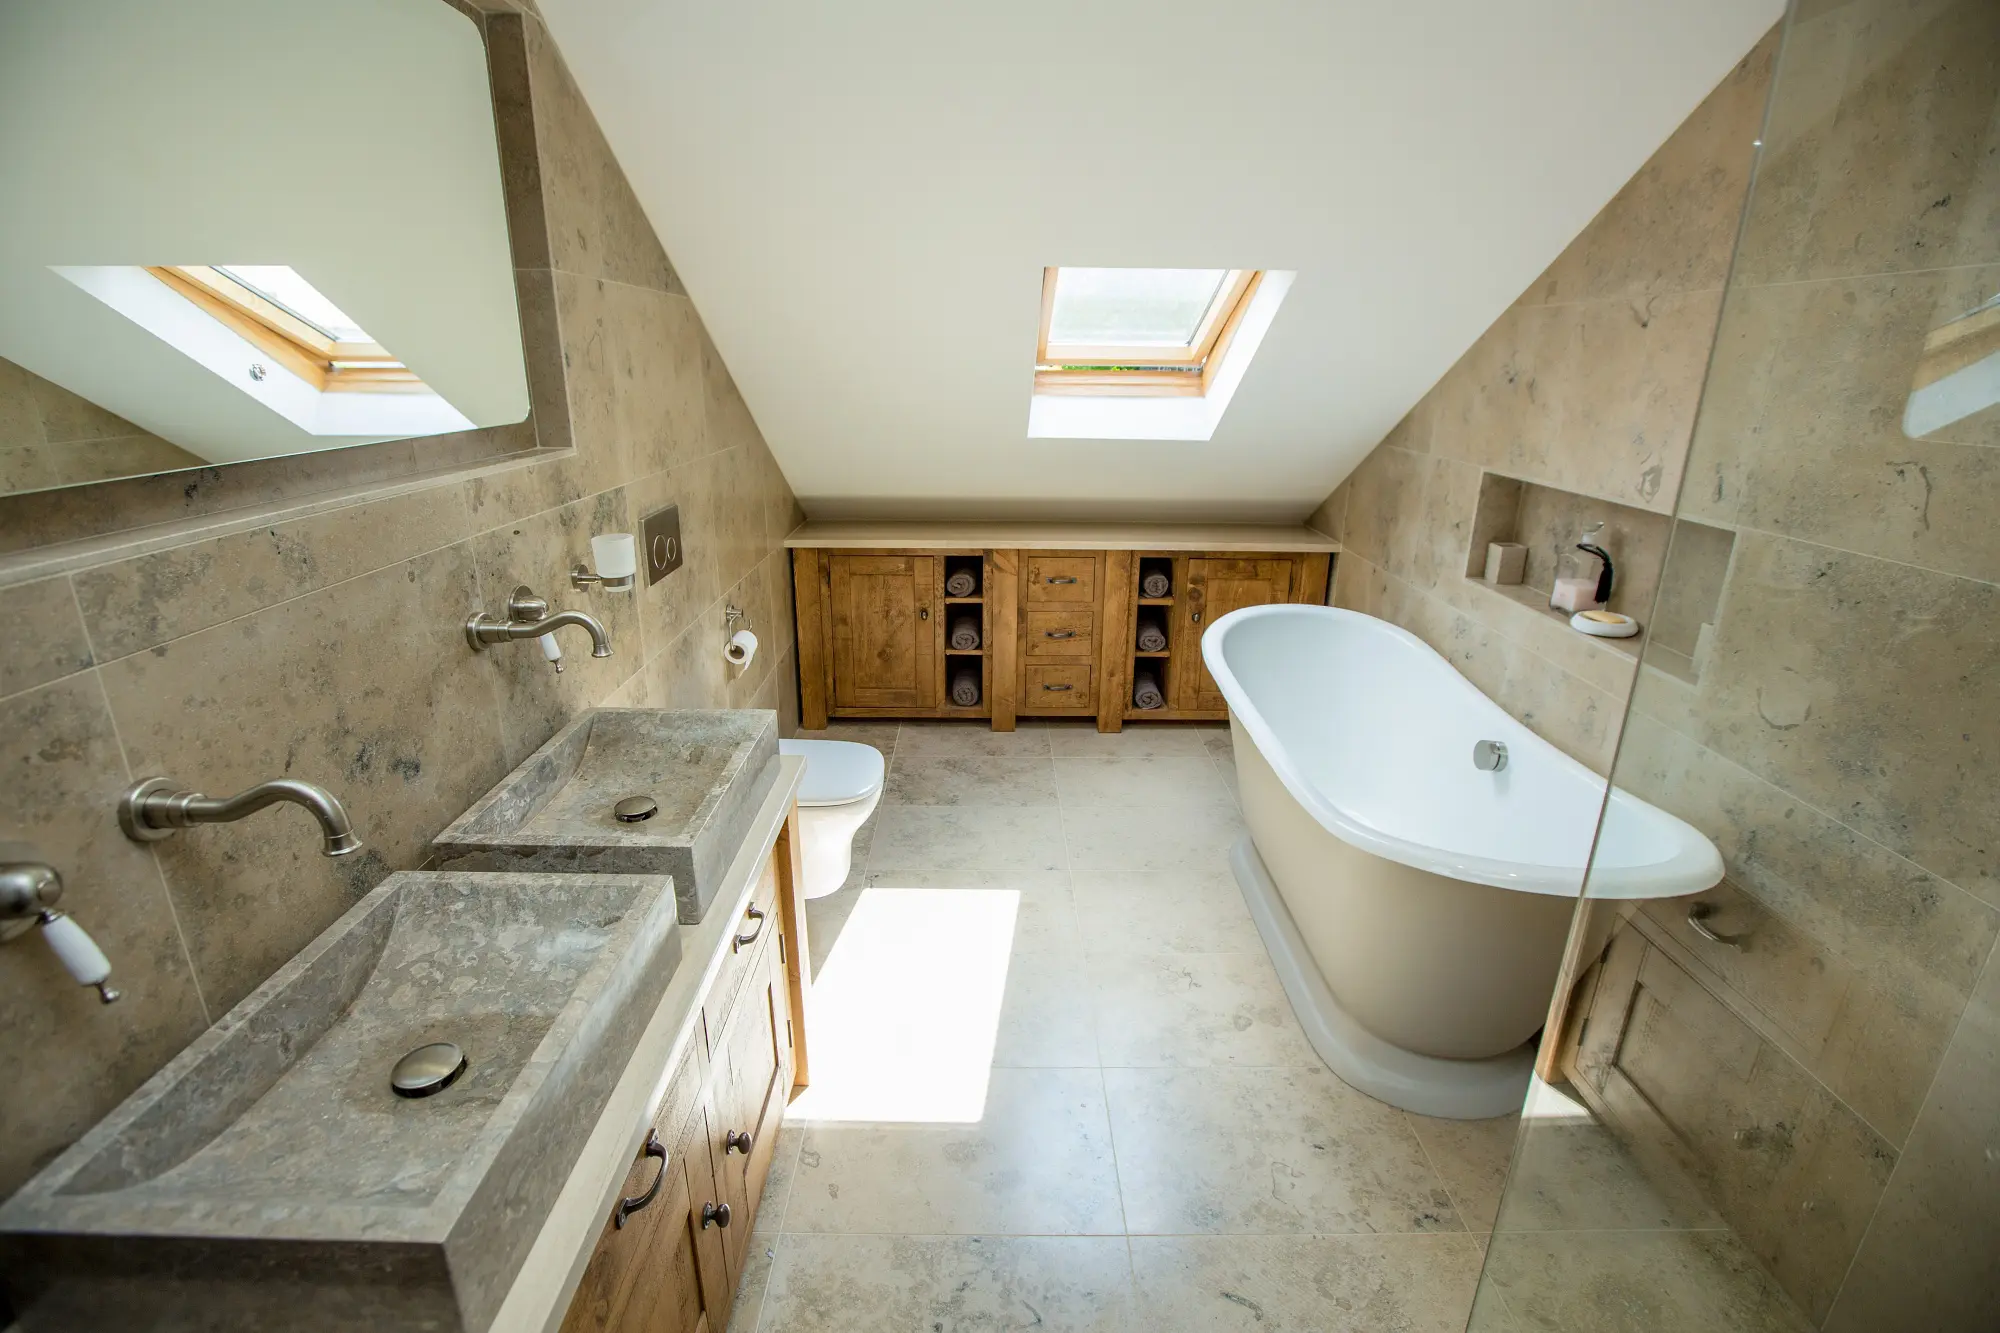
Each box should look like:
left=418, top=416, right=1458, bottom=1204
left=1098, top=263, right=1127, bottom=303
left=537, top=0, right=1780, bottom=521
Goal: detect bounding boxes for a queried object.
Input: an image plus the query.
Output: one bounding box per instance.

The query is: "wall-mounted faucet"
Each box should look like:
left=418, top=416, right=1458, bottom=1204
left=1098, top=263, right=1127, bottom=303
left=120, top=777, right=362, bottom=857
left=466, top=585, right=613, bottom=673
left=1, top=856, right=120, bottom=1003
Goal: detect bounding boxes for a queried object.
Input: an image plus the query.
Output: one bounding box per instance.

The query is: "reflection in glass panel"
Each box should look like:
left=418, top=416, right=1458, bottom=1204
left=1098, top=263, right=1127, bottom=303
left=1047, top=267, right=1228, bottom=347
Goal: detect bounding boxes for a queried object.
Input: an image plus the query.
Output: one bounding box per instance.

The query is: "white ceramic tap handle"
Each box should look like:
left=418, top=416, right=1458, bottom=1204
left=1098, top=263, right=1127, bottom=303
left=40, top=911, right=119, bottom=1002
left=539, top=632, right=565, bottom=673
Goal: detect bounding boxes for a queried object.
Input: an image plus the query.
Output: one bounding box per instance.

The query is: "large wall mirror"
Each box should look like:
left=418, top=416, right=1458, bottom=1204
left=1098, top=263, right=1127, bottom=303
left=0, top=0, right=529, bottom=497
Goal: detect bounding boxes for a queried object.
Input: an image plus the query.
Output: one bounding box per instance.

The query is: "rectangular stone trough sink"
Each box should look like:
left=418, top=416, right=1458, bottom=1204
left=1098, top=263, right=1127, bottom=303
left=0, top=870, right=682, bottom=1333
left=432, top=708, right=780, bottom=924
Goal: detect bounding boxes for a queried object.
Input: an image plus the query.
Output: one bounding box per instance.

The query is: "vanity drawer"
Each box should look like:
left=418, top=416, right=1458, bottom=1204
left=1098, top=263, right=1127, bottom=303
left=703, top=849, right=782, bottom=1053
left=1024, top=607, right=1095, bottom=658
left=1024, top=663, right=1094, bottom=710
left=1025, top=556, right=1097, bottom=604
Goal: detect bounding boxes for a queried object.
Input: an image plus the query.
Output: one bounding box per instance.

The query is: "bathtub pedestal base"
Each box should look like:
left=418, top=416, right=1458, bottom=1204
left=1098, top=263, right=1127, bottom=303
left=1231, top=835, right=1534, bottom=1120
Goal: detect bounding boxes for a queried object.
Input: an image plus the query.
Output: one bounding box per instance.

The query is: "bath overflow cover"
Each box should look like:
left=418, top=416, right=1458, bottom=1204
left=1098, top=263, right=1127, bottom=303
left=391, top=1042, right=468, bottom=1098
left=615, top=795, right=659, bottom=823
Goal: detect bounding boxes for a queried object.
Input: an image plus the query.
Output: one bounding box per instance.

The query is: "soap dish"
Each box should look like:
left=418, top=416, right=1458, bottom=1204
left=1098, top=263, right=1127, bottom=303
left=1571, top=609, right=1639, bottom=639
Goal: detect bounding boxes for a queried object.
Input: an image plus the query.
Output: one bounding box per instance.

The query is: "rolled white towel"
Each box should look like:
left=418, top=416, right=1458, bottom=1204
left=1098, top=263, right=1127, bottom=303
left=950, top=664, right=981, bottom=707
left=1132, top=669, right=1165, bottom=710
left=945, top=568, right=979, bottom=597
left=948, top=613, right=982, bottom=651
left=1140, top=569, right=1171, bottom=599
left=1135, top=621, right=1168, bottom=653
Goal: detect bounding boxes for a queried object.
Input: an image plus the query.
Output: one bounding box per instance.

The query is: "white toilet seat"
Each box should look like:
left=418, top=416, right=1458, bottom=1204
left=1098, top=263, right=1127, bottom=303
left=779, top=739, right=885, bottom=898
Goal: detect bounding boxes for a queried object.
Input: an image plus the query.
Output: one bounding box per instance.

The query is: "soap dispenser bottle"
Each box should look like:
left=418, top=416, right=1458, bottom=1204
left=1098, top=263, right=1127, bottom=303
left=1550, top=523, right=1614, bottom=614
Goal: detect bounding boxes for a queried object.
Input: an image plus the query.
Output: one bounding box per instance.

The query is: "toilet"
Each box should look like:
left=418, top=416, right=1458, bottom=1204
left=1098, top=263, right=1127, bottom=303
left=779, top=738, right=885, bottom=899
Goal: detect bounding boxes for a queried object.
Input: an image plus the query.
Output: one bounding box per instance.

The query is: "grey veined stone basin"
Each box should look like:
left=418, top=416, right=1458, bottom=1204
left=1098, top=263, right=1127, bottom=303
left=0, top=870, right=682, bottom=1333
left=432, top=708, right=780, bottom=924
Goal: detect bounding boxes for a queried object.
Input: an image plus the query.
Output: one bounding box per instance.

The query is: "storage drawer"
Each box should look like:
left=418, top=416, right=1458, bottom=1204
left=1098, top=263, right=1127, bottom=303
left=1024, top=663, right=1094, bottom=710
left=1024, top=607, right=1094, bottom=658
left=702, top=850, right=781, bottom=1054
left=1024, top=556, right=1096, bottom=604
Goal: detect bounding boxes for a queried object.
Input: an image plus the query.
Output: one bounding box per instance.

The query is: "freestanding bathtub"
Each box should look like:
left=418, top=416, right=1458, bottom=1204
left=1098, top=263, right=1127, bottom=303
left=1202, top=603, right=1721, bottom=1118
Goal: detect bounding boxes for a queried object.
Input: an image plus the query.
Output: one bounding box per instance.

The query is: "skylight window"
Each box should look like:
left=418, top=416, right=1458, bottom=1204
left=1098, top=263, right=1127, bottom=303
left=1036, top=266, right=1261, bottom=397
left=145, top=264, right=421, bottom=394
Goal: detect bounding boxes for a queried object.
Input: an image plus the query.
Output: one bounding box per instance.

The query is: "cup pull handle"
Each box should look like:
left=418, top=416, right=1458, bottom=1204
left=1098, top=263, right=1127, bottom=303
left=1042, top=683, right=1074, bottom=692
left=614, top=1131, right=668, bottom=1228
left=733, top=904, right=767, bottom=953
left=1045, top=576, right=1078, bottom=584
left=1044, top=630, right=1077, bottom=640
left=1687, top=902, right=1746, bottom=949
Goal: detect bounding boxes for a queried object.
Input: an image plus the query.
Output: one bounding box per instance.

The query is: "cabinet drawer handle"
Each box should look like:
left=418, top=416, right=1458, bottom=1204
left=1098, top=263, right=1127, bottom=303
left=1043, top=629, right=1077, bottom=640
left=702, top=1201, right=732, bottom=1229
left=1687, top=902, right=1746, bottom=949
left=613, top=1131, right=668, bottom=1229
left=733, top=904, right=767, bottom=953
left=1043, top=576, right=1078, bottom=584
left=1042, top=683, right=1074, bottom=692
left=726, top=1128, right=753, bottom=1155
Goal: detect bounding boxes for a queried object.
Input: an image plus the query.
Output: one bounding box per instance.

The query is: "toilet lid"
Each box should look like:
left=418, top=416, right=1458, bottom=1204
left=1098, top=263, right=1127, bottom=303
left=780, top=739, right=886, bottom=807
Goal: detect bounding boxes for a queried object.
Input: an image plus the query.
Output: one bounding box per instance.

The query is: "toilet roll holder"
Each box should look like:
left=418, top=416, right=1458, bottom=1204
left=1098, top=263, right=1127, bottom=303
left=1, top=846, right=120, bottom=1003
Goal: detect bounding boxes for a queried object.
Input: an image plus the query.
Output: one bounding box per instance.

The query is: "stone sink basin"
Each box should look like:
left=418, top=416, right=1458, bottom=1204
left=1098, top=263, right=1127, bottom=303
left=432, top=708, right=780, bottom=924
left=0, top=869, right=682, bottom=1333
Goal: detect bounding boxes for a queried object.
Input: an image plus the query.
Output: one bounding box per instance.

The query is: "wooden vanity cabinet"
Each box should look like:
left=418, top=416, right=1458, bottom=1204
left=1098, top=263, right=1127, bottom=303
left=559, top=833, right=803, bottom=1333
left=824, top=553, right=938, bottom=711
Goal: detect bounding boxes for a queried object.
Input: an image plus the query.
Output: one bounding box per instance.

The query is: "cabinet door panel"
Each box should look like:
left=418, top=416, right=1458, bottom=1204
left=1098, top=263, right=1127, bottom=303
left=708, top=940, right=787, bottom=1278
left=1176, top=558, right=1295, bottom=711
left=828, top=554, right=938, bottom=709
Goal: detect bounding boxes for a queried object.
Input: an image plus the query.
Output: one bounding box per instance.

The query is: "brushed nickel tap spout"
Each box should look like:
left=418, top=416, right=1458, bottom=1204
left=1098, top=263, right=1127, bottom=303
left=120, top=777, right=363, bottom=857
left=466, top=585, right=614, bottom=664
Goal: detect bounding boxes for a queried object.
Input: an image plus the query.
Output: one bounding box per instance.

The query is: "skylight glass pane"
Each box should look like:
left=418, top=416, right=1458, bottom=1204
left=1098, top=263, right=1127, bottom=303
left=216, top=265, right=372, bottom=342
left=1048, top=267, right=1228, bottom=348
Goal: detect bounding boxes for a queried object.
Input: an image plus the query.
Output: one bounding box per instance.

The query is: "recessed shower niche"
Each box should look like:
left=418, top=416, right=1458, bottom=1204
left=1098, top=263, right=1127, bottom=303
left=1465, top=472, right=1733, bottom=679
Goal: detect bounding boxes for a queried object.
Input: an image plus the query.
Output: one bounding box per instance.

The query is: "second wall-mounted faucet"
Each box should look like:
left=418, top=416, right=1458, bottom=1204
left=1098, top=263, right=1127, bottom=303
left=120, top=778, right=362, bottom=857
left=466, top=585, right=613, bottom=673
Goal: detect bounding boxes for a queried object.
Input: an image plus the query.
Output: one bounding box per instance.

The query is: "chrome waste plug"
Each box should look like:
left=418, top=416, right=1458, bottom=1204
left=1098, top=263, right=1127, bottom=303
left=391, top=1042, right=468, bottom=1099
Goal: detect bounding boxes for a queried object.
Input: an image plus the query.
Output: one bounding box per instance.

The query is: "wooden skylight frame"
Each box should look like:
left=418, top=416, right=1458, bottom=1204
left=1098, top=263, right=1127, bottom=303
left=1034, top=267, right=1263, bottom=398
left=145, top=265, right=426, bottom=394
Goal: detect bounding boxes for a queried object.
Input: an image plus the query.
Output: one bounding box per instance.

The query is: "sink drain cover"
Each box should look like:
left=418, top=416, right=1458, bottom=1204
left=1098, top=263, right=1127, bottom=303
left=614, top=795, right=659, bottom=823
left=391, top=1042, right=467, bottom=1098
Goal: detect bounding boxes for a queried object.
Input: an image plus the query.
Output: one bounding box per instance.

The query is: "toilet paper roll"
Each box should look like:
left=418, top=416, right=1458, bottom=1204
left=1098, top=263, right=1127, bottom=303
left=725, top=628, right=759, bottom=666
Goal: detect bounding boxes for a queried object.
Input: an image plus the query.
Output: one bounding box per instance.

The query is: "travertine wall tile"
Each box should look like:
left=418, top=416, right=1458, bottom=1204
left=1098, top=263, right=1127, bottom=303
left=0, top=677, right=209, bottom=1196
left=1, top=576, right=93, bottom=698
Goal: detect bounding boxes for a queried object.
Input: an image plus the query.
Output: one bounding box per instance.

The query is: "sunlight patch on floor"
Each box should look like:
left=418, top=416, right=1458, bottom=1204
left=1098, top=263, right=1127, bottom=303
left=1522, top=1074, right=1593, bottom=1121
left=788, top=887, right=1018, bottom=1124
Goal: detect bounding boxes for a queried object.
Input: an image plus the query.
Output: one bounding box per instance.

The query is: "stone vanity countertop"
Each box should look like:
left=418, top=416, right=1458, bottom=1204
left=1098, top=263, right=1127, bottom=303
left=489, top=752, right=805, bottom=1333
left=782, top=519, right=1341, bottom=552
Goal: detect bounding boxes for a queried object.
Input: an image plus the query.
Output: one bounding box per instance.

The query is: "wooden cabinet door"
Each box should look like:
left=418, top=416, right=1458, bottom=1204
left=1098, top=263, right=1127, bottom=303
left=1175, top=558, right=1295, bottom=711
left=827, top=554, right=939, bottom=710
left=560, top=1109, right=733, bottom=1333
left=705, top=933, right=793, bottom=1279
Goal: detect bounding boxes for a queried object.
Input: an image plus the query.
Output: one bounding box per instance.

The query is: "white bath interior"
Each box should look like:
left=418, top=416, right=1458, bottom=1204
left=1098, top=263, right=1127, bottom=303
left=1205, top=604, right=1722, bottom=1116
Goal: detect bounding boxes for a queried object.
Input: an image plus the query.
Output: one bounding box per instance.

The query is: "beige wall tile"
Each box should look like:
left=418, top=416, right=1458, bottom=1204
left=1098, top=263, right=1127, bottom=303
left=1339, top=444, right=1428, bottom=572
left=523, top=16, right=680, bottom=293
left=0, top=676, right=209, bottom=1198
left=2, top=576, right=93, bottom=698
left=1822, top=936, right=2000, bottom=1331
left=72, top=485, right=473, bottom=662
left=96, top=544, right=512, bottom=1013
left=1696, top=532, right=1998, bottom=903
left=1734, top=0, right=2000, bottom=284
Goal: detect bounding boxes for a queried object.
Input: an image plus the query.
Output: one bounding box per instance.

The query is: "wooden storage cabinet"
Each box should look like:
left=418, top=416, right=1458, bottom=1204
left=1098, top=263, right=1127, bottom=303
left=791, top=530, right=1335, bottom=731
left=559, top=841, right=800, bottom=1333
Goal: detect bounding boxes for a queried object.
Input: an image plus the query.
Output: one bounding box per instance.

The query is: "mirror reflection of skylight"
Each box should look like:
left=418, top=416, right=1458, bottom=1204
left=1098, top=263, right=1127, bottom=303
left=1048, top=267, right=1229, bottom=347
left=216, top=265, right=372, bottom=343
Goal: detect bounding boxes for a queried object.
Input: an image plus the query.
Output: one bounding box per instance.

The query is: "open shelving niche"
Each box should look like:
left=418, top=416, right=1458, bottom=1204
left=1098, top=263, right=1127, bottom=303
left=1128, top=556, right=1176, bottom=713
left=941, top=554, right=989, bottom=715
left=1462, top=472, right=1736, bottom=686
